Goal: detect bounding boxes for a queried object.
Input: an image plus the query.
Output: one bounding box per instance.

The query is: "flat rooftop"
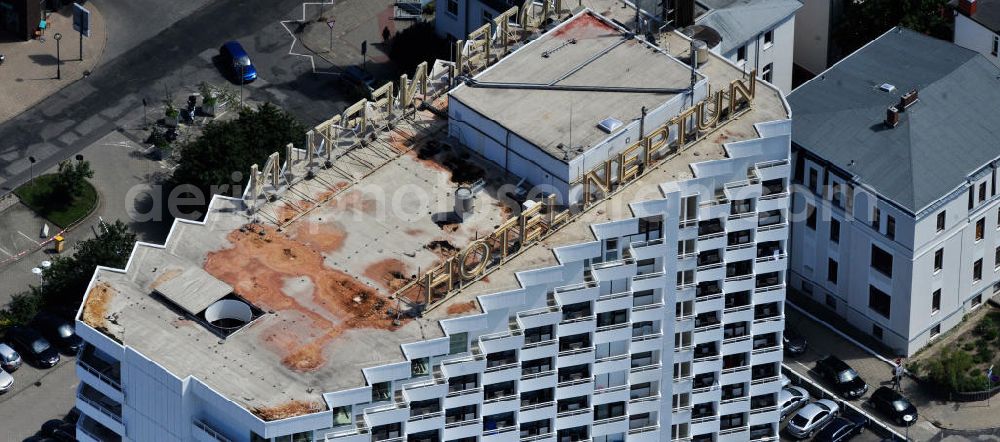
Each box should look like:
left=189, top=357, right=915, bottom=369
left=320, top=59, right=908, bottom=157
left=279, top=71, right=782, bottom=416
left=449, top=11, right=696, bottom=163
left=80, top=13, right=788, bottom=421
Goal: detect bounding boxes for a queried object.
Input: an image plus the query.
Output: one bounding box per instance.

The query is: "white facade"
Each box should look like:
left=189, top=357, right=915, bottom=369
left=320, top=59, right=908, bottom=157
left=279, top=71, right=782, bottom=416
left=792, top=0, right=833, bottom=75
left=954, top=13, right=1000, bottom=67
left=435, top=0, right=510, bottom=41
left=74, top=122, right=792, bottom=442
left=716, top=15, right=796, bottom=94
left=789, top=152, right=1000, bottom=356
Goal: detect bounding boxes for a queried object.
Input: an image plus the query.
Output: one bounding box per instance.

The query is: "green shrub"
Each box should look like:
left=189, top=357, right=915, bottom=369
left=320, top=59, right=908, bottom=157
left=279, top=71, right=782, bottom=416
left=925, top=348, right=977, bottom=392
left=964, top=342, right=976, bottom=352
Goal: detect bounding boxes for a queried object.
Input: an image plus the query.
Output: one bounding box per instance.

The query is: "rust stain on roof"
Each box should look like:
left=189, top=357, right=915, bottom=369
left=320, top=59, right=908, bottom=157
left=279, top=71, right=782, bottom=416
left=252, top=400, right=324, bottom=421
left=551, top=11, right=616, bottom=39
left=82, top=283, right=116, bottom=334
left=364, top=258, right=412, bottom=291
left=203, top=225, right=406, bottom=372
left=446, top=300, right=478, bottom=315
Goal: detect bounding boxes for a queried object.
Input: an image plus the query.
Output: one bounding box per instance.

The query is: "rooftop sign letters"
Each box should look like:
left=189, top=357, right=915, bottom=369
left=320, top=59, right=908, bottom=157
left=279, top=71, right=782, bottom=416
left=415, top=71, right=757, bottom=306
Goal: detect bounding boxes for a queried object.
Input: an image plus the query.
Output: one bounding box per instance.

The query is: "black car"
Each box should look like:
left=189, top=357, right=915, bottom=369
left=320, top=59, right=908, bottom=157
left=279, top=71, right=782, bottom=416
left=784, top=328, right=808, bottom=356
left=5, top=326, right=59, bottom=368
left=870, top=386, right=918, bottom=426
left=813, top=414, right=868, bottom=442
left=816, top=356, right=868, bottom=399
left=31, top=312, right=83, bottom=354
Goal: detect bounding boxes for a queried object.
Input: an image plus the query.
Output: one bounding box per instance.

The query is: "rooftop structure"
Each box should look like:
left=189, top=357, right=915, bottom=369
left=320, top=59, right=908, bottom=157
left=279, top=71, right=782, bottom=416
left=449, top=12, right=696, bottom=163
left=74, top=8, right=791, bottom=441
left=789, top=27, right=1000, bottom=214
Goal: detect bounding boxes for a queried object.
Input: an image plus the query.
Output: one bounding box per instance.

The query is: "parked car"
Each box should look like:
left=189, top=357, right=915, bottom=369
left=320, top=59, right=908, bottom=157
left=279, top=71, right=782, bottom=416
left=786, top=399, right=840, bottom=439
left=0, top=368, right=12, bottom=393
left=815, top=355, right=868, bottom=399
left=31, top=312, right=83, bottom=354
left=5, top=326, right=59, bottom=368
left=784, top=328, right=808, bottom=356
left=0, top=343, right=21, bottom=372
left=813, top=414, right=868, bottom=442
left=779, top=385, right=811, bottom=420
left=220, top=41, right=257, bottom=82
left=869, top=386, right=918, bottom=426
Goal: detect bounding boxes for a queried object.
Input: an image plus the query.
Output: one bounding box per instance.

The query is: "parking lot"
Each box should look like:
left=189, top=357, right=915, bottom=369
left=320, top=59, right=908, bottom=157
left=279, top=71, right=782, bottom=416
left=780, top=305, right=941, bottom=441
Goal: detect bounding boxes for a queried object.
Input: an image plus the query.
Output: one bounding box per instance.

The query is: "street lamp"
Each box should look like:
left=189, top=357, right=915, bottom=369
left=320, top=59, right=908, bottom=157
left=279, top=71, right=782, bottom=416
left=31, top=266, right=43, bottom=286
left=902, top=414, right=913, bottom=441
left=53, top=32, right=62, bottom=80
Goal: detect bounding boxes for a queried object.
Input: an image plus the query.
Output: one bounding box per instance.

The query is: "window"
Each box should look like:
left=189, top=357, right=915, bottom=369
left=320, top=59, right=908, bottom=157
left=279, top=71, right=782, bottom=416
left=871, top=244, right=893, bottom=277
left=872, top=206, right=881, bottom=231
left=827, top=259, right=838, bottom=284
left=447, top=0, right=458, bottom=15
left=934, top=249, right=943, bottom=272
left=872, top=324, right=884, bottom=340
left=930, top=324, right=941, bottom=338
left=806, top=203, right=817, bottom=229
left=736, top=45, right=747, bottom=63
left=449, top=332, right=468, bottom=354
left=887, top=215, right=895, bottom=240
left=993, top=35, right=999, bottom=56
left=825, top=294, right=837, bottom=309
left=977, top=218, right=986, bottom=241
left=974, top=258, right=983, bottom=282
left=371, top=381, right=391, bottom=402
left=764, top=29, right=774, bottom=47
left=981, top=182, right=988, bottom=202
left=973, top=294, right=983, bottom=308
left=762, top=63, right=773, bottom=83
left=931, top=289, right=941, bottom=315
left=808, top=168, right=818, bottom=192
left=869, top=285, right=891, bottom=318
left=830, top=218, right=840, bottom=243
left=937, top=211, right=946, bottom=232
left=332, top=405, right=352, bottom=427
left=996, top=246, right=1000, bottom=270
left=410, top=357, right=429, bottom=377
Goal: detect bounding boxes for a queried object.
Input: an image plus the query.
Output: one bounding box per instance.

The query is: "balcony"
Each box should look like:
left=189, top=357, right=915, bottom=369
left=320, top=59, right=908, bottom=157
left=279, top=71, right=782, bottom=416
left=78, top=384, right=122, bottom=423
left=194, top=420, right=233, bottom=442
left=77, top=415, right=122, bottom=442
left=695, top=282, right=722, bottom=300
left=697, top=219, right=724, bottom=238
left=78, top=345, right=121, bottom=392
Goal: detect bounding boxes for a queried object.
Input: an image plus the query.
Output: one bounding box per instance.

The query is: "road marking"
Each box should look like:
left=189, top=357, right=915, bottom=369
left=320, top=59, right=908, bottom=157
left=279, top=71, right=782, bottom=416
left=794, top=361, right=812, bottom=373
left=280, top=2, right=343, bottom=76
left=0, top=244, right=10, bottom=257
left=17, top=230, right=40, bottom=245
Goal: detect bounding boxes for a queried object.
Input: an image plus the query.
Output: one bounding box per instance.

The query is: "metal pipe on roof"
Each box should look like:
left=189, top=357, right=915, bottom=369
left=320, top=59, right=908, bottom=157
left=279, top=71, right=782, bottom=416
left=460, top=77, right=689, bottom=94
left=547, top=37, right=630, bottom=87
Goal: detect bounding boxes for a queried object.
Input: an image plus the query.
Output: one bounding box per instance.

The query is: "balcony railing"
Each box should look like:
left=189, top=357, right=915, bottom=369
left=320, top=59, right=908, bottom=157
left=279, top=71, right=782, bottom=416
left=628, top=425, right=660, bottom=435
left=522, top=432, right=555, bottom=442
left=194, top=420, right=233, bottom=442
left=78, top=359, right=123, bottom=392
left=446, top=386, right=482, bottom=398
left=445, top=418, right=480, bottom=429
left=556, top=408, right=590, bottom=418
left=78, top=391, right=122, bottom=423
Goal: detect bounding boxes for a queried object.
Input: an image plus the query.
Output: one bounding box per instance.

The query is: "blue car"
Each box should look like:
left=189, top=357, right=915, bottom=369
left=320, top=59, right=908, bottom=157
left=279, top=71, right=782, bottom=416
left=220, top=41, right=257, bottom=82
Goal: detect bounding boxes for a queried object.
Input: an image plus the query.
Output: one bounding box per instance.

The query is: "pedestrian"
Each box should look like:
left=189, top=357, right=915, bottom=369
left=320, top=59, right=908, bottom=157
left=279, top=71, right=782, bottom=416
left=892, top=364, right=904, bottom=391
left=382, top=26, right=391, bottom=43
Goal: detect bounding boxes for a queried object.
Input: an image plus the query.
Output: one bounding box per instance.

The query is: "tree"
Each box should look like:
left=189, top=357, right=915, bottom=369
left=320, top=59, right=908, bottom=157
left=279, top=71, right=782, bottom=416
left=170, top=103, right=306, bottom=202
left=833, top=0, right=951, bottom=60
left=53, top=158, right=94, bottom=200
left=40, top=220, right=136, bottom=307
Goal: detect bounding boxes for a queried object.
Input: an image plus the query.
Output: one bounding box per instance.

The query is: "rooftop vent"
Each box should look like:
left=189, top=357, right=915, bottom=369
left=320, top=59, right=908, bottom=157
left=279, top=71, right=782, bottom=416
left=899, top=89, right=919, bottom=109
left=598, top=117, right=623, bottom=133
left=885, top=106, right=900, bottom=128
left=879, top=83, right=896, bottom=93
left=204, top=299, right=254, bottom=331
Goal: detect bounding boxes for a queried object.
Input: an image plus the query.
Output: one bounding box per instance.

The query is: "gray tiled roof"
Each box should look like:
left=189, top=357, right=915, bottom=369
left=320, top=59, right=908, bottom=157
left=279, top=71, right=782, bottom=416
left=788, top=27, right=1000, bottom=214
left=696, top=0, right=801, bottom=54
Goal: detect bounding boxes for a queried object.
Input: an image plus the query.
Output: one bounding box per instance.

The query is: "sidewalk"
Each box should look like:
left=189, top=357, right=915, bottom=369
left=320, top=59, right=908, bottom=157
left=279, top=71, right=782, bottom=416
left=0, top=3, right=107, bottom=123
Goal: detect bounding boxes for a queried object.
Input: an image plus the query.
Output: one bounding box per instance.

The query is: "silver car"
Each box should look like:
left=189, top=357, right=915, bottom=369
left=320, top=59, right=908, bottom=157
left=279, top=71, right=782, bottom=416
left=0, top=343, right=20, bottom=372
left=786, top=398, right=840, bottom=439
left=0, top=368, right=12, bottom=393
left=779, top=385, right=811, bottom=420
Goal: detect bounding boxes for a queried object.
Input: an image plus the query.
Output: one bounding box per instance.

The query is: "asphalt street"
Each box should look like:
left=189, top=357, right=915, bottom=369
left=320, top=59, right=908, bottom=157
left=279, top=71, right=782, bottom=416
left=0, top=0, right=355, bottom=194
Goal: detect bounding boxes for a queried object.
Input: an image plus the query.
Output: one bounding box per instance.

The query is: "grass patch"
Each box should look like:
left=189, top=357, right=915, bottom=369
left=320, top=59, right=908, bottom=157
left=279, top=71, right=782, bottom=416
left=911, top=308, right=1000, bottom=392
left=14, top=174, right=97, bottom=228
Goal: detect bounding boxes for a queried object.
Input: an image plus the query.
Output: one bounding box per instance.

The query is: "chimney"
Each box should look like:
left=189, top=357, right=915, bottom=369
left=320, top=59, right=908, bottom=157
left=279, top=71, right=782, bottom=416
left=676, top=0, right=696, bottom=28
left=885, top=106, right=900, bottom=128
left=899, top=89, right=919, bottom=109
left=959, top=0, right=978, bottom=16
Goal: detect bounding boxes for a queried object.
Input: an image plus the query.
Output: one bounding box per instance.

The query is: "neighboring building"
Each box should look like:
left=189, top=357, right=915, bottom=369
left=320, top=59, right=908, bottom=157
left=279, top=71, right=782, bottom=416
left=679, top=0, right=801, bottom=94
left=791, top=0, right=848, bottom=77
left=787, top=27, right=1000, bottom=356
left=953, top=0, right=1000, bottom=67
left=74, top=10, right=792, bottom=442
left=435, top=0, right=519, bottom=42
left=0, top=0, right=41, bottom=41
